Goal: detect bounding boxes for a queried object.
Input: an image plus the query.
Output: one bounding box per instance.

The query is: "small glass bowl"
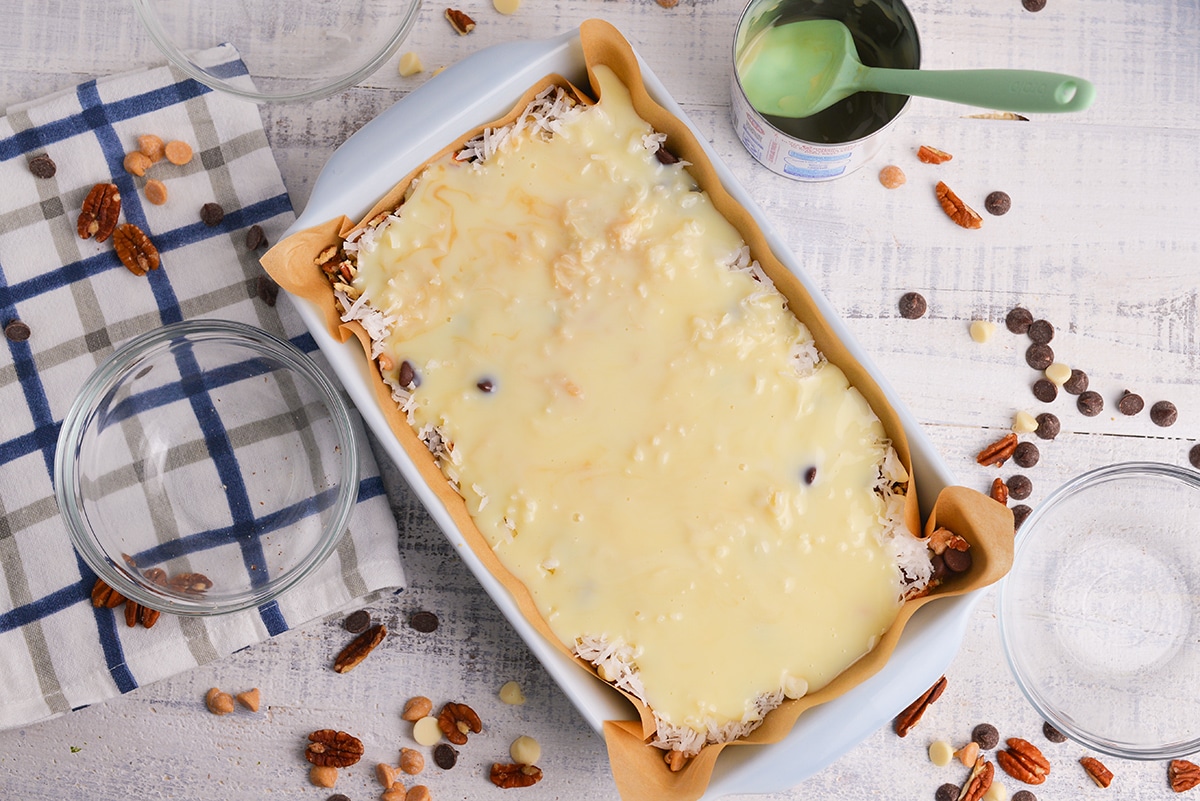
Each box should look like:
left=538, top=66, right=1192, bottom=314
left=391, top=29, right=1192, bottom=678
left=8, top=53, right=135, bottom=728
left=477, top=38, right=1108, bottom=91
left=131, top=0, right=423, bottom=103
left=55, top=319, right=358, bottom=615
left=998, top=462, right=1200, bottom=759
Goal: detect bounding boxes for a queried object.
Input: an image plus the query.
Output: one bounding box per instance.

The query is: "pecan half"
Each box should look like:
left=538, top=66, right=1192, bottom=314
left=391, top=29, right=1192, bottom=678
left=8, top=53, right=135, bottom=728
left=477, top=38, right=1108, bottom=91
left=976, top=433, right=1018, bottom=467
left=935, top=181, right=983, bottom=230
left=305, top=729, right=365, bottom=768
left=438, top=701, right=483, bottom=745
left=78, top=183, right=121, bottom=242
left=490, top=763, right=543, bottom=789
left=996, top=738, right=1050, bottom=785
left=112, top=223, right=160, bottom=276
left=893, top=675, right=947, bottom=737
left=1169, top=759, right=1200, bottom=793
left=1080, top=756, right=1113, bottom=788
left=445, top=8, right=476, bottom=34
left=989, top=477, right=1009, bottom=505
left=90, top=577, right=126, bottom=609
left=957, top=756, right=994, bottom=801
left=918, top=145, right=953, bottom=164
left=333, top=623, right=387, bottom=673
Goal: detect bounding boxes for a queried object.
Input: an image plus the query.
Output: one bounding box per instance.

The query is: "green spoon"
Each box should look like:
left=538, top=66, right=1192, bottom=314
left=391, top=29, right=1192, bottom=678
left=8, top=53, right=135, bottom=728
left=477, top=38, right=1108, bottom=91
left=736, top=19, right=1096, bottom=118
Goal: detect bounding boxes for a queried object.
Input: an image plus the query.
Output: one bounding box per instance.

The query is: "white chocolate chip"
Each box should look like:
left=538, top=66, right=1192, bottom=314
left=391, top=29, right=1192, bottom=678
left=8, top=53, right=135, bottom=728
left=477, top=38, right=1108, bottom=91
left=1012, top=410, right=1038, bottom=434
left=493, top=0, right=522, bottom=13
left=1045, top=362, right=1072, bottom=386
left=984, top=779, right=1008, bottom=801
left=510, top=735, right=541, bottom=765
left=398, top=51, right=424, bottom=77
left=499, top=680, right=526, bottom=705
left=969, top=320, right=996, bottom=343
left=412, top=715, right=442, bottom=746
left=928, top=739, right=954, bottom=767
left=782, top=674, right=808, bottom=699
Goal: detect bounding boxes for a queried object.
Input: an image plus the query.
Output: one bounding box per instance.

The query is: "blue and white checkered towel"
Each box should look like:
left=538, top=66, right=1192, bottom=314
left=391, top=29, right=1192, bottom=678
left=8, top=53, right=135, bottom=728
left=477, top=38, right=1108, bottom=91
left=0, top=45, right=406, bottom=730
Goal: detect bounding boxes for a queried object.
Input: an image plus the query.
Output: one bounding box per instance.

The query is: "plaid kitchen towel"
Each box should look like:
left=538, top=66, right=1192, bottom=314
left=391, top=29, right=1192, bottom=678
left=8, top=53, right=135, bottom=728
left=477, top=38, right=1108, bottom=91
left=0, top=45, right=406, bottom=730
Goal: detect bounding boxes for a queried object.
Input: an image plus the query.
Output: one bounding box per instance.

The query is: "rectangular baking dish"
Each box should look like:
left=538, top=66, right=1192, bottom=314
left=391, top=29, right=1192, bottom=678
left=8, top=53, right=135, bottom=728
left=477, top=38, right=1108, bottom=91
left=282, top=27, right=982, bottom=797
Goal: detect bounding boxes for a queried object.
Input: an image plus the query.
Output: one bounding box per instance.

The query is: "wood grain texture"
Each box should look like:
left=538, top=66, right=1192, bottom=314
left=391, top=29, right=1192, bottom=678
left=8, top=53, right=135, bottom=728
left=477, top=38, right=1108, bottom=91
left=2, top=0, right=1197, bottom=798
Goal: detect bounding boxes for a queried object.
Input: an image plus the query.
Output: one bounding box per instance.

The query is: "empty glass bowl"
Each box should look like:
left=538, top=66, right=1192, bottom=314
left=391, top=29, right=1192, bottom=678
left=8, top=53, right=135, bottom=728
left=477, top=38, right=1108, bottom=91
left=998, top=462, right=1200, bottom=759
left=131, top=0, right=423, bottom=103
left=55, top=319, right=358, bottom=615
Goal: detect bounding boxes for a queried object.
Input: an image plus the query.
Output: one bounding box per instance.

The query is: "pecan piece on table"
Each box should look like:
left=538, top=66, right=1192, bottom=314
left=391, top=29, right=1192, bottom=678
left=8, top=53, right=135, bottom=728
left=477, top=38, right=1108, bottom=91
left=893, top=675, right=948, bottom=737
left=123, top=600, right=158, bottom=628
left=112, top=223, right=160, bottom=276
left=490, top=763, right=543, bottom=789
left=1080, top=756, right=1113, bottom=788
left=305, top=729, right=365, bottom=768
left=918, top=145, right=953, bottom=164
left=1169, top=759, right=1200, bottom=793
left=438, top=701, right=483, bottom=745
left=957, top=756, right=994, bottom=801
left=333, top=623, right=387, bottom=674
left=77, top=183, right=121, bottom=242
left=996, top=738, right=1050, bottom=785
left=976, top=433, right=1018, bottom=467
left=445, top=7, right=476, bottom=34
left=989, top=477, right=1009, bottom=505
left=90, top=577, right=125, bottom=609
left=935, top=180, right=983, bottom=230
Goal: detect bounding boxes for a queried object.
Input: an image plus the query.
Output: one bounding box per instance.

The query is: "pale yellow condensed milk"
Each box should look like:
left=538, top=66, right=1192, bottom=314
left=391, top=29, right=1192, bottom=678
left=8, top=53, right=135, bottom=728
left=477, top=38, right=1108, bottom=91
left=342, top=66, right=928, bottom=753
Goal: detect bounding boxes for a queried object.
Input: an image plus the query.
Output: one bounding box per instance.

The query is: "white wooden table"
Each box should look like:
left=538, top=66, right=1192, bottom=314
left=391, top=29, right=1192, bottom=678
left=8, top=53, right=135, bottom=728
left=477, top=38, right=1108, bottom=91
left=2, top=1, right=1198, bottom=799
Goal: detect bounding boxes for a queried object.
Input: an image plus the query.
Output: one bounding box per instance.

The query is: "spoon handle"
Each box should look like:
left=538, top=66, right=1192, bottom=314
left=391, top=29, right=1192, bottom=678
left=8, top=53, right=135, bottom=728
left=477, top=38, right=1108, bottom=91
left=859, top=68, right=1096, bottom=114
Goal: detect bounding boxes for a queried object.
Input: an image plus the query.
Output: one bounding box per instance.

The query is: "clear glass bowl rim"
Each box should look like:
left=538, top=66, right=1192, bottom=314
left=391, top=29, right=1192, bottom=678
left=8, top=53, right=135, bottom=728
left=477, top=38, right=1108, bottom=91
left=997, top=460, right=1200, bottom=760
left=54, top=319, right=359, bottom=616
left=130, top=0, right=424, bottom=103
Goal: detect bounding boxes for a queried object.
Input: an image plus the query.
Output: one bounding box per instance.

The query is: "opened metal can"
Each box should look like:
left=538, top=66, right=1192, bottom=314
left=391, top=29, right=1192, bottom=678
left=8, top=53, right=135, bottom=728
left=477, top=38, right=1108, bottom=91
left=731, top=0, right=921, bottom=181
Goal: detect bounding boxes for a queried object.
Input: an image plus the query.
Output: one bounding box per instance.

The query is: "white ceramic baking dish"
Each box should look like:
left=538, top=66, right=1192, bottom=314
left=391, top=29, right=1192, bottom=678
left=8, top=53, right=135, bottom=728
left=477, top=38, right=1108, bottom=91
left=282, top=26, right=979, bottom=797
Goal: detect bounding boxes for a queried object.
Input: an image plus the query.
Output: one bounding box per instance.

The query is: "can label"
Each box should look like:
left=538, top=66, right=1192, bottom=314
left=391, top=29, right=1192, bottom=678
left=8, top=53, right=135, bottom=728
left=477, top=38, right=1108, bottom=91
left=730, top=73, right=885, bottom=182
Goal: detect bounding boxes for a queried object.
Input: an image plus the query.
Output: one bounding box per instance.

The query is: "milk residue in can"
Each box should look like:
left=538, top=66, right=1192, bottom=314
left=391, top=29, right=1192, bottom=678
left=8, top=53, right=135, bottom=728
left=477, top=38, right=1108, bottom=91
left=731, top=0, right=921, bottom=181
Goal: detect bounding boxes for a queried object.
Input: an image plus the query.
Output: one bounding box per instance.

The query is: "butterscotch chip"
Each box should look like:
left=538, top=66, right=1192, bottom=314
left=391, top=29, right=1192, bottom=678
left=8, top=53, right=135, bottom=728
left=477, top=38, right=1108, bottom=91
left=878, top=164, right=906, bottom=189
left=309, top=765, right=338, bottom=788
left=123, top=150, right=152, bottom=177
left=235, top=688, right=261, bottom=711
left=138, top=134, right=166, bottom=162
left=143, top=179, right=169, bottom=205
left=164, top=140, right=193, bottom=165
left=402, top=696, right=433, bottom=721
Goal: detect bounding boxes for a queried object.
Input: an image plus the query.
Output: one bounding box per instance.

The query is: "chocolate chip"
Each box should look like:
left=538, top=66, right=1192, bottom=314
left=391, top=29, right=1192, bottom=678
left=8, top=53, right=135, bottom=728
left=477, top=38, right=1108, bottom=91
left=1191, top=443, right=1200, bottom=470
left=1032, top=378, right=1057, bottom=403
left=1005, top=307, right=1034, bottom=334
left=200, top=202, right=225, bottom=226
left=1022, top=0, right=1046, bottom=10
left=327, top=793, right=351, bottom=801
left=943, top=546, right=972, bottom=573
left=4, top=319, right=31, bottom=342
left=1014, top=441, right=1040, bottom=468
left=1117, top=390, right=1144, bottom=416
left=398, top=360, right=419, bottom=389
left=256, top=274, right=279, bottom=307
left=1042, top=721, right=1067, bottom=743
left=408, top=610, right=439, bottom=633
left=1076, top=390, right=1103, bottom=417
left=984, top=191, right=1011, bottom=216
left=929, top=553, right=948, bottom=584
left=477, top=378, right=495, bottom=393
left=1063, top=368, right=1089, bottom=395
left=1006, top=474, right=1033, bottom=500
left=1012, top=504, right=1033, bottom=530
left=972, top=723, right=1000, bottom=750
left=245, top=224, right=267, bottom=250
left=1035, top=412, right=1060, bottom=440
left=1025, top=343, right=1054, bottom=370
left=655, top=147, right=679, bottom=165
left=1027, top=319, right=1054, bottom=345
left=28, top=153, right=56, bottom=179
left=1011, top=792, right=1038, bottom=801
left=1151, top=400, right=1178, bottom=427
left=935, top=783, right=960, bottom=801
left=343, top=609, right=371, bottom=634
left=898, top=292, right=927, bottom=319
left=433, top=743, right=458, bottom=769
left=803, top=466, right=817, bottom=485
